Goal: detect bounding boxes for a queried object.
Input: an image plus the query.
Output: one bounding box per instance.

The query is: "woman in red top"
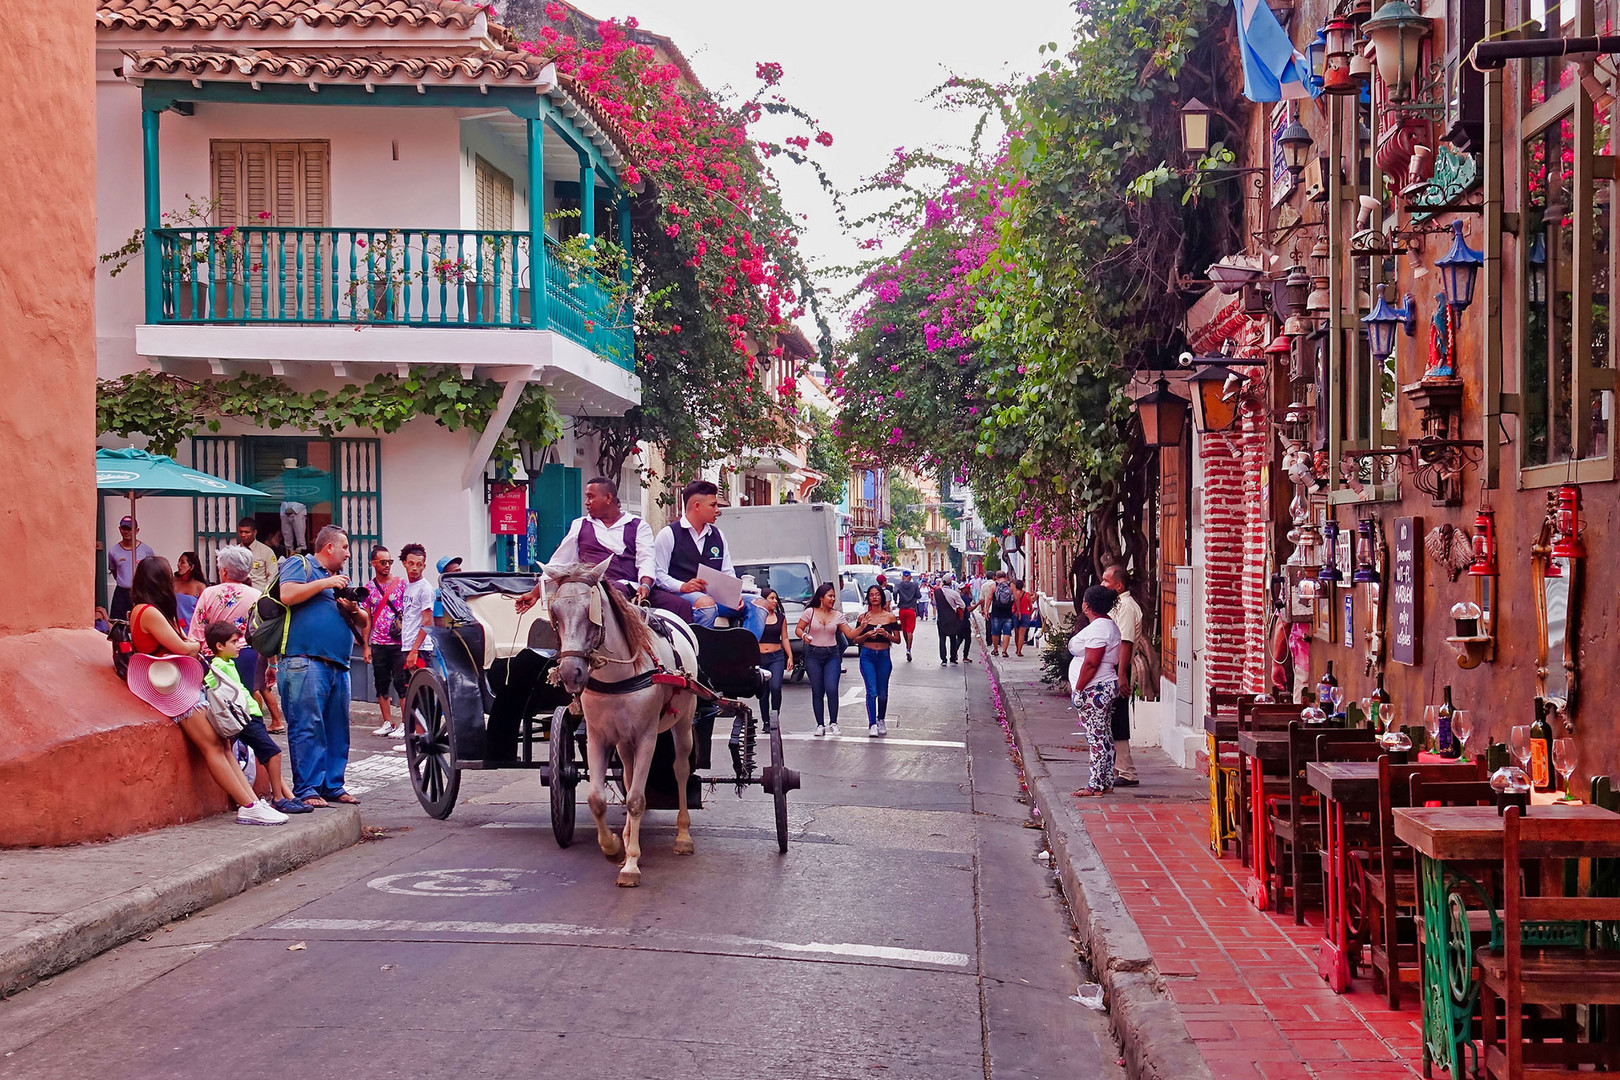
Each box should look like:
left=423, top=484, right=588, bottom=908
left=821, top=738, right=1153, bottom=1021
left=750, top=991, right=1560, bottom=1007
left=130, top=556, right=269, bottom=819
left=1012, top=578, right=1035, bottom=657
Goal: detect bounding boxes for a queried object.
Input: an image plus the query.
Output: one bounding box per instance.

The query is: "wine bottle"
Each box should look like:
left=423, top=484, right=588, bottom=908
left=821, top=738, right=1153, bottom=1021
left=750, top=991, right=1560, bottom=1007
left=1371, top=671, right=1391, bottom=732
left=1318, top=660, right=1339, bottom=717
left=1436, top=685, right=1458, bottom=758
left=1530, top=697, right=1554, bottom=792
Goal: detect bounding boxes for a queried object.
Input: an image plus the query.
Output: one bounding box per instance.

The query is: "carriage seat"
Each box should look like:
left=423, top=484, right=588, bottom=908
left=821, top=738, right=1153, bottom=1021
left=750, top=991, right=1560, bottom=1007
left=690, top=625, right=768, bottom=699
left=462, top=593, right=555, bottom=667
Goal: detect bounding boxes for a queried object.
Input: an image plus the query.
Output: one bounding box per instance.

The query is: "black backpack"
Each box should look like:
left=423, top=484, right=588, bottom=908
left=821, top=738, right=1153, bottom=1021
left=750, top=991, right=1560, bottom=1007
left=994, top=581, right=1014, bottom=607
left=108, top=619, right=135, bottom=681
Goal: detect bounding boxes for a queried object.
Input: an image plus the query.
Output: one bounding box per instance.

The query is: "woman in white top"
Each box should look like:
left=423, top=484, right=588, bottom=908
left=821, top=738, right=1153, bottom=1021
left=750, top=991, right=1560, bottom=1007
left=796, top=582, right=857, bottom=736
left=1069, top=584, right=1122, bottom=796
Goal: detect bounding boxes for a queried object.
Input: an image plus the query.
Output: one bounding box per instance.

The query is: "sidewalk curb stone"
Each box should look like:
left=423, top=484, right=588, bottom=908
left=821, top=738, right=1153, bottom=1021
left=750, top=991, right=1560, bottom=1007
left=0, top=806, right=362, bottom=999
left=985, top=656, right=1213, bottom=1080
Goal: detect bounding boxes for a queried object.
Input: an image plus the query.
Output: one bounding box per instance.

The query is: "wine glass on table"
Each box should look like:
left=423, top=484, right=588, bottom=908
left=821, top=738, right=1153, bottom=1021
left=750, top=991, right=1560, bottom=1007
left=1450, top=710, right=1473, bottom=760
left=1553, top=738, right=1578, bottom=801
left=1510, top=726, right=1532, bottom=773
left=1380, top=703, right=1411, bottom=752
left=1423, top=705, right=1440, bottom=754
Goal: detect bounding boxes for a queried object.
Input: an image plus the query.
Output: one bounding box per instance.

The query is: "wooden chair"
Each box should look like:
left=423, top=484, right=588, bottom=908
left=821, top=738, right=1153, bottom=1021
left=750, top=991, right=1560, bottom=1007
left=1236, top=701, right=1303, bottom=868
left=1367, top=758, right=1483, bottom=1009
left=1206, top=690, right=1251, bottom=856
left=1477, top=807, right=1620, bottom=1080
left=1269, top=723, right=1374, bottom=922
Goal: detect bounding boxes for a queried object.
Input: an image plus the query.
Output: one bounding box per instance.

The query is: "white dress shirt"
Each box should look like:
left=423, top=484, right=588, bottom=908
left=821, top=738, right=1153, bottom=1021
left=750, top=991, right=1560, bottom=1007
left=550, top=512, right=657, bottom=584
left=653, top=515, right=734, bottom=593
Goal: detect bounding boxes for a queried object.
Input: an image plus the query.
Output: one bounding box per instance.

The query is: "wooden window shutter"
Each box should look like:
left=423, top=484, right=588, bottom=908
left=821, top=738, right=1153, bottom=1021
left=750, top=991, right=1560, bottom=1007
left=211, top=140, right=328, bottom=226
left=300, top=142, right=329, bottom=226
left=475, top=156, right=513, bottom=231
left=212, top=142, right=243, bottom=225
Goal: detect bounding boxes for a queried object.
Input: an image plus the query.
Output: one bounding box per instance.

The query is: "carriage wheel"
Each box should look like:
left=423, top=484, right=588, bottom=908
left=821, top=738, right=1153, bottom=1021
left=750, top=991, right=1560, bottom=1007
left=549, top=706, right=578, bottom=847
left=766, top=723, right=798, bottom=854
left=404, top=670, right=460, bottom=819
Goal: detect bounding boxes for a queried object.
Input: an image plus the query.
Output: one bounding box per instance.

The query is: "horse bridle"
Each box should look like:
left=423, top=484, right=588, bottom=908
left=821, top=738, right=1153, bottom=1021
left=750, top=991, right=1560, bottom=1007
left=546, top=574, right=642, bottom=669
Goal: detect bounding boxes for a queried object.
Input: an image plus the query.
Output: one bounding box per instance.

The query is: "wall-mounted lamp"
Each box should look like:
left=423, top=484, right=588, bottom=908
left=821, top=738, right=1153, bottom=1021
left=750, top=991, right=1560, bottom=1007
left=1362, top=283, right=1417, bottom=361
left=1354, top=518, right=1382, bottom=583
left=1134, top=377, right=1191, bottom=448
left=1363, top=0, right=1431, bottom=102
left=1470, top=508, right=1498, bottom=576
left=1527, top=231, right=1548, bottom=308
left=1306, top=29, right=1329, bottom=90
left=1552, top=484, right=1587, bottom=560
left=1319, top=518, right=1343, bottom=584
left=1322, top=17, right=1360, bottom=94
left=1435, top=221, right=1484, bottom=313
left=1188, top=365, right=1248, bottom=434
left=1277, top=116, right=1316, bottom=179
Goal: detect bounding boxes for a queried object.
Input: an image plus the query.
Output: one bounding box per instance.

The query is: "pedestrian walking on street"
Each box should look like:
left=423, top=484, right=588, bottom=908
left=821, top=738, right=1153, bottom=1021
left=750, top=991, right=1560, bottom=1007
left=985, top=571, right=1016, bottom=658
left=797, top=581, right=854, bottom=736
left=958, top=577, right=976, bottom=663
left=364, top=546, right=409, bottom=740
left=893, top=568, right=922, bottom=661
left=933, top=577, right=966, bottom=664
left=126, top=556, right=287, bottom=825
left=755, top=588, right=790, bottom=732
left=107, top=515, right=154, bottom=621
left=278, top=525, right=368, bottom=807
left=854, top=584, right=901, bottom=736
left=1102, top=562, right=1143, bottom=788
left=1070, top=584, right=1122, bottom=797
left=1012, top=578, right=1034, bottom=656
left=173, top=550, right=208, bottom=632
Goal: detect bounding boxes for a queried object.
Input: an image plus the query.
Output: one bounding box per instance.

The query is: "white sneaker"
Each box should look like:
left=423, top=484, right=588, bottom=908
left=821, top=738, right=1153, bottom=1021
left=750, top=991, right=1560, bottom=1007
left=876, top=720, right=888, bottom=736
left=372, top=721, right=393, bottom=737
left=387, top=723, right=405, bottom=738
left=237, top=799, right=289, bottom=826
left=815, top=725, right=826, bottom=737
left=869, top=724, right=879, bottom=738
left=828, top=722, right=842, bottom=736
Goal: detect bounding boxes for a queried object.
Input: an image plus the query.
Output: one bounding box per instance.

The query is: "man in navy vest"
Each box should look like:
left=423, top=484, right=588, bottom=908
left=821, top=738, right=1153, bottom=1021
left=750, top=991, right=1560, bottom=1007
left=516, top=476, right=692, bottom=621
left=652, top=479, right=766, bottom=640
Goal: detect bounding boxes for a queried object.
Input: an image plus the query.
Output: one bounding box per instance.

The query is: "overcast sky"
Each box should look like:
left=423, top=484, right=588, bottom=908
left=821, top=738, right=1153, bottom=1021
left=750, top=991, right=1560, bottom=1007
left=594, top=1, right=1082, bottom=342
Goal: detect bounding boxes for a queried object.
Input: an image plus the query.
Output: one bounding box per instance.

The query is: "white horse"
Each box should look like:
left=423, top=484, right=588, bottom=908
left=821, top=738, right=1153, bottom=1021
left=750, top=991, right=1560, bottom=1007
left=541, top=559, right=699, bottom=887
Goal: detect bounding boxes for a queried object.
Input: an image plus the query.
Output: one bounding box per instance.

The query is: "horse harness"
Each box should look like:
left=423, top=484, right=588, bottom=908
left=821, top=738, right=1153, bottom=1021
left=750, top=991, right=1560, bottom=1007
left=546, top=573, right=714, bottom=703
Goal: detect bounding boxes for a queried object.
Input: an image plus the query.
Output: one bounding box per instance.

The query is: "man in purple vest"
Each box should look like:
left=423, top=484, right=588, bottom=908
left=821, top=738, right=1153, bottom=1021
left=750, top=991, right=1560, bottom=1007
left=652, top=479, right=767, bottom=640
left=516, top=476, right=692, bottom=621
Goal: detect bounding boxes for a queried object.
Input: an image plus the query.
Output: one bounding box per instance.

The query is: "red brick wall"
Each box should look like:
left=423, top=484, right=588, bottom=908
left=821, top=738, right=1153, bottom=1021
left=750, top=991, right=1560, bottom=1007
left=1201, top=356, right=1270, bottom=697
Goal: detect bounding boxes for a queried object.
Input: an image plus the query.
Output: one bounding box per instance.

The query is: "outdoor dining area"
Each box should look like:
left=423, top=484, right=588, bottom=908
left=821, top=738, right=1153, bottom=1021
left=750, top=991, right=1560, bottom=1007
left=1204, top=690, right=1620, bottom=1080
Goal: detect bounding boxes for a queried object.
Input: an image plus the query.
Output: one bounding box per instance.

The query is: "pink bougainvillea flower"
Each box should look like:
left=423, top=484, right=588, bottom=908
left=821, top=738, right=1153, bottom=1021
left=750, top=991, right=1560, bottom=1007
left=665, top=223, right=680, bottom=238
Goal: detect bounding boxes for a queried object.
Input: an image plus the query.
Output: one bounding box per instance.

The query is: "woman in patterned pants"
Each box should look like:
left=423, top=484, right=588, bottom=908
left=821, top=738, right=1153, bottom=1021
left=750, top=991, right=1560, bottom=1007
left=1069, top=585, right=1122, bottom=797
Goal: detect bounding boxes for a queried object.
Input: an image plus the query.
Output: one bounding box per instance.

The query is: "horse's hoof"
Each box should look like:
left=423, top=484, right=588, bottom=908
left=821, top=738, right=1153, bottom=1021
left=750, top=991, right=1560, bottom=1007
left=616, top=869, right=641, bottom=887
left=672, top=837, right=695, bottom=856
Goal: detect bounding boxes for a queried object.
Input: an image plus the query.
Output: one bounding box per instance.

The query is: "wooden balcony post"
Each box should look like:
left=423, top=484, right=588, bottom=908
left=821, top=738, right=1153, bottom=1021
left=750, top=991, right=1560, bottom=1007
left=527, top=115, right=547, bottom=329
left=142, top=106, right=161, bottom=324
left=618, top=191, right=632, bottom=287
left=579, top=156, right=595, bottom=241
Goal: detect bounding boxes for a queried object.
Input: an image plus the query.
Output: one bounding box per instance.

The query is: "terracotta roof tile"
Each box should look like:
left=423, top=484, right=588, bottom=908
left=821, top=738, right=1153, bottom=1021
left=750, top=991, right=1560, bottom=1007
left=125, top=44, right=546, bottom=82
left=98, top=0, right=492, bottom=33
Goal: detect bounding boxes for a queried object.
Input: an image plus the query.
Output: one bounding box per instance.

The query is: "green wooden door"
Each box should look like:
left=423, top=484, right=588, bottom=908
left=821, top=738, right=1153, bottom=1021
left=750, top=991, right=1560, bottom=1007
left=334, top=438, right=382, bottom=581
left=533, top=464, right=582, bottom=564
left=191, top=435, right=244, bottom=579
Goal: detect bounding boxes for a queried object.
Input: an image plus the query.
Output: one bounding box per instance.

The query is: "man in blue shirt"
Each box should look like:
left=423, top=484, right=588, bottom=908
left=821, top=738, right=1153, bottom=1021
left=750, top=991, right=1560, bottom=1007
left=278, top=525, right=368, bottom=807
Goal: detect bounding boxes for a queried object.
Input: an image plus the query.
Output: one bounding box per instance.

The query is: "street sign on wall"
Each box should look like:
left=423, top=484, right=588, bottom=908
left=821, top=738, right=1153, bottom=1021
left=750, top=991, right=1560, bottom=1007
left=854, top=539, right=870, bottom=559
left=489, top=482, right=527, bottom=535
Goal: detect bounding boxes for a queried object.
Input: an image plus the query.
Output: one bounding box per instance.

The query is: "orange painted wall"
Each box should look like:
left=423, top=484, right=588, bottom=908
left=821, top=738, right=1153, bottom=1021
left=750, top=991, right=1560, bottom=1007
left=0, top=0, right=97, bottom=636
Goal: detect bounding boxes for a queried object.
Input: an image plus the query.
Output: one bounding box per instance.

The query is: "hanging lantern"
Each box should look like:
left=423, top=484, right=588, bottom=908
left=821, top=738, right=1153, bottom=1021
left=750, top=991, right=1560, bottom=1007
left=1469, top=508, right=1497, bottom=576
left=1134, top=377, right=1191, bottom=448
left=1305, top=29, right=1329, bottom=89
left=1362, top=282, right=1416, bottom=361
left=1322, top=17, right=1359, bottom=94
left=1551, top=484, right=1587, bottom=559
left=1319, top=518, right=1343, bottom=584
left=1435, top=220, right=1484, bottom=312
left=1363, top=0, right=1431, bottom=101
left=1188, top=365, right=1247, bottom=433
left=1354, top=518, right=1381, bottom=583
left=1277, top=118, right=1316, bottom=179
left=1278, top=264, right=1313, bottom=318
left=1527, top=231, right=1548, bottom=308
left=1180, top=98, right=1214, bottom=156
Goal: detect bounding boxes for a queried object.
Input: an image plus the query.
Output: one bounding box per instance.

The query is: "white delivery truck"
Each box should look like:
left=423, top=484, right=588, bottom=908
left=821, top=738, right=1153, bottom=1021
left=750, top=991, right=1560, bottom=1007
left=721, top=502, right=841, bottom=681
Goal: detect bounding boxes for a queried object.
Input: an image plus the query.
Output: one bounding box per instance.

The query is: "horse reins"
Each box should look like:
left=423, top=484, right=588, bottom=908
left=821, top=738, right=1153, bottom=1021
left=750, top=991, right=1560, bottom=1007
left=547, top=574, right=649, bottom=672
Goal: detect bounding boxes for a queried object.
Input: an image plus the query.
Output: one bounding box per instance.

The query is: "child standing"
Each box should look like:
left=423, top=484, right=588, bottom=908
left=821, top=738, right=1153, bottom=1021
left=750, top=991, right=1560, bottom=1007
left=203, top=621, right=311, bottom=817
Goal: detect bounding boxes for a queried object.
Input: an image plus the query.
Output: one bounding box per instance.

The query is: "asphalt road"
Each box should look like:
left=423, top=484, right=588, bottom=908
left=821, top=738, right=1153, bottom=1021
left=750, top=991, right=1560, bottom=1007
left=2, top=622, right=1121, bottom=1080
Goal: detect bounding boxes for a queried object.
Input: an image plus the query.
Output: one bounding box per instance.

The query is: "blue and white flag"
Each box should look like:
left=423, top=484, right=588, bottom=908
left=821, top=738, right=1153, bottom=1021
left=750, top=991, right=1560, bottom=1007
left=1234, top=0, right=1317, bottom=102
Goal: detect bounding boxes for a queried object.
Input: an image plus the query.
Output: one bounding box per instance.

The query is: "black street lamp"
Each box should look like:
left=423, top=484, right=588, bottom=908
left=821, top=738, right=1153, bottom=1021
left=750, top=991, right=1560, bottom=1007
left=1180, top=98, right=1214, bottom=156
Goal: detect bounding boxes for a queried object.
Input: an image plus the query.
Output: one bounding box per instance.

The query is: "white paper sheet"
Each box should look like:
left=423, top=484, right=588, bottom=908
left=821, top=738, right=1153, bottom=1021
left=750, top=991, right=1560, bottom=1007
left=696, top=564, right=744, bottom=610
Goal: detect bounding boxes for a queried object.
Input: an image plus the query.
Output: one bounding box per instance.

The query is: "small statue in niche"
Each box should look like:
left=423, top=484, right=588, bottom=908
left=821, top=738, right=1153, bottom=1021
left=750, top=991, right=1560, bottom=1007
left=1425, top=295, right=1455, bottom=378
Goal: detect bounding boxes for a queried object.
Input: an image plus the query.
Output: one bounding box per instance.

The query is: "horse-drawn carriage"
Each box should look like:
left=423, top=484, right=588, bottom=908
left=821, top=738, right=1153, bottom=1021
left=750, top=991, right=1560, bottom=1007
left=401, top=571, right=801, bottom=860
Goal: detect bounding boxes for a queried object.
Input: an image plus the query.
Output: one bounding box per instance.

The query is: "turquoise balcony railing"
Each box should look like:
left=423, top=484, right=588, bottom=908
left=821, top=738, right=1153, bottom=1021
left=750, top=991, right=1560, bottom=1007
left=151, top=227, right=634, bottom=370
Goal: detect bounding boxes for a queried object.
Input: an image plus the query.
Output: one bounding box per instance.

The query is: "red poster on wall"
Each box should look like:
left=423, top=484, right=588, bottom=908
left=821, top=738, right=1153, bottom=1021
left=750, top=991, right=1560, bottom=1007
left=489, top=483, right=528, bottom=535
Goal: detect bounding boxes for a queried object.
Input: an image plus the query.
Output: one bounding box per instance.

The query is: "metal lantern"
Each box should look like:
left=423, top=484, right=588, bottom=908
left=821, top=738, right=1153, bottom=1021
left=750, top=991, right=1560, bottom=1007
left=1135, top=377, right=1191, bottom=448
left=1277, top=118, right=1316, bottom=178
left=1363, top=0, right=1431, bottom=101
left=1552, top=484, right=1587, bottom=559
left=1305, top=29, right=1329, bottom=88
left=1354, top=518, right=1381, bottom=583
left=1469, top=508, right=1498, bottom=576
left=1180, top=98, right=1214, bottom=156
left=1527, top=231, right=1548, bottom=308
left=1362, top=282, right=1416, bottom=361
left=1319, top=518, right=1343, bottom=584
left=1435, top=220, right=1484, bottom=313
left=1189, top=365, right=1246, bottom=434
left=1278, top=265, right=1312, bottom=318
left=1322, top=17, right=1359, bottom=94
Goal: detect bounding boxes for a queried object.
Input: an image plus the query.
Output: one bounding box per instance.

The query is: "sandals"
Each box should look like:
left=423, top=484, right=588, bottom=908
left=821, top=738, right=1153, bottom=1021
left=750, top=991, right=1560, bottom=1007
left=328, top=792, right=361, bottom=805
left=1071, top=788, right=1113, bottom=798
left=301, top=795, right=329, bottom=808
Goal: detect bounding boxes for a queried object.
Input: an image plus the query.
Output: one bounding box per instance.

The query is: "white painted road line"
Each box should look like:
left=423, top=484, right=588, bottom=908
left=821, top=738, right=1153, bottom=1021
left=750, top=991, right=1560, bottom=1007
left=778, top=733, right=965, bottom=749
left=341, top=753, right=411, bottom=795
left=268, top=917, right=971, bottom=970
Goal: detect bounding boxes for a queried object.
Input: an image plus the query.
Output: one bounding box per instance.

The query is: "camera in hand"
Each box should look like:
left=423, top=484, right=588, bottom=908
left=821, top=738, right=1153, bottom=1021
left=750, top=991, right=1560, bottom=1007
left=332, top=586, right=370, bottom=603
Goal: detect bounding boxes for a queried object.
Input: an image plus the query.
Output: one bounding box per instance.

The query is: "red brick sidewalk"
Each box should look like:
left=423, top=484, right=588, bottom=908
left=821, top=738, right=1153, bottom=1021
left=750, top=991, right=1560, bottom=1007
left=1089, top=799, right=1423, bottom=1080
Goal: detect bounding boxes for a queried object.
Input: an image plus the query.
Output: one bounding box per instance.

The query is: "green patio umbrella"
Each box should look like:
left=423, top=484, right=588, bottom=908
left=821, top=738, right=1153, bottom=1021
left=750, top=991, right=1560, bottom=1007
left=95, top=447, right=267, bottom=528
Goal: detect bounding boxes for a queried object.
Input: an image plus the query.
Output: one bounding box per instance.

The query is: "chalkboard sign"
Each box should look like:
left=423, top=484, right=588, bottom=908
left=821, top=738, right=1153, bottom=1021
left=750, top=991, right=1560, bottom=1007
left=1391, top=516, right=1423, bottom=665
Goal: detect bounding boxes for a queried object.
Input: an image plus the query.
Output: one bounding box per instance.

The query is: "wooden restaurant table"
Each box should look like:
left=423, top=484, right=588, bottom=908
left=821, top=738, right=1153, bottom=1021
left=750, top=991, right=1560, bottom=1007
left=1237, top=729, right=1290, bottom=909
left=1393, top=800, right=1616, bottom=1080
left=1306, top=760, right=1380, bottom=993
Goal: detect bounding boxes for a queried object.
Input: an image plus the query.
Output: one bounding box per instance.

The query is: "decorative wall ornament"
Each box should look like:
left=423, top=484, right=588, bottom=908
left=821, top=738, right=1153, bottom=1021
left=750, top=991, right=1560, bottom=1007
left=1407, top=146, right=1479, bottom=220
left=1425, top=522, right=1477, bottom=582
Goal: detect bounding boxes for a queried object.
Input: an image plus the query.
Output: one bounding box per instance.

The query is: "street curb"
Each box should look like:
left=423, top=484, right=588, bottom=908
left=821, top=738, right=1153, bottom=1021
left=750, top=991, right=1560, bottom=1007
left=0, top=806, right=362, bottom=999
left=984, top=658, right=1214, bottom=1080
